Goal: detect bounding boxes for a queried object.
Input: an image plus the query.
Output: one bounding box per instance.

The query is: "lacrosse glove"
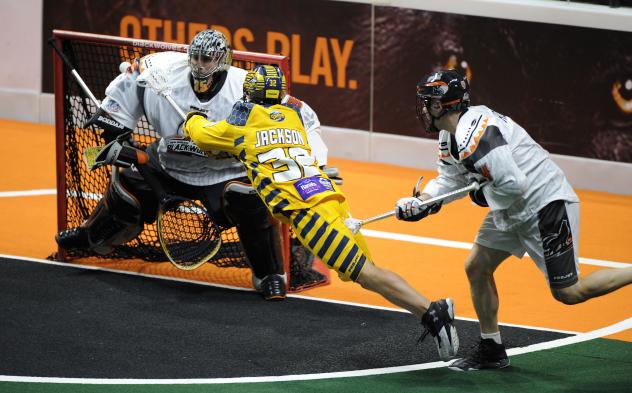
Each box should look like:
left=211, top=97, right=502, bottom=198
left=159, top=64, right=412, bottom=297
left=91, top=137, right=148, bottom=170
left=321, top=166, right=343, bottom=185
left=469, top=188, right=488, bottom=207
left=395, top=197, right=442, bottom=222
left=466, top=174, right=489, bottom=207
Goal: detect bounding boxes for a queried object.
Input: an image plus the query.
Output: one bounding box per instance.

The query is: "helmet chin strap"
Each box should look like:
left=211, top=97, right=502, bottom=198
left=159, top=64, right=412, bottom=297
left=427, top=107, right=448, bottom=133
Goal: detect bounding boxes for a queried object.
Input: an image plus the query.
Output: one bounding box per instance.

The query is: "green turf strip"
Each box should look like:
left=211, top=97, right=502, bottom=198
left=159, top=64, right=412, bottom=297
left=2, top=338, right=630, bottom=393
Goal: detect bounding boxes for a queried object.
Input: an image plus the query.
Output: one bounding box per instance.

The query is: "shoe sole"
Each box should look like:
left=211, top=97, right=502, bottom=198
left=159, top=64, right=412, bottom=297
left=264, top=295, right=286, bottom=301
left=448, top=358, right=511, bottom=372
left=435, top=298, right=459, bottom=361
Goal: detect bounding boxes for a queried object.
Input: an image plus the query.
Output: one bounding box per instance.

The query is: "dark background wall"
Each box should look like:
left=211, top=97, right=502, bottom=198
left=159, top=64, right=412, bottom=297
left=42, top=0, right=632, bottom=163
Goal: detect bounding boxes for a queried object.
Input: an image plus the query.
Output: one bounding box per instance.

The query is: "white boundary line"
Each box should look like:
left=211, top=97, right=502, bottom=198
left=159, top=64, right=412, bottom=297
left=0, top=188, right=56, bottom=198
left=361, top=229, right=631, bottom=269
left=1, top=253, right=630, bottom=385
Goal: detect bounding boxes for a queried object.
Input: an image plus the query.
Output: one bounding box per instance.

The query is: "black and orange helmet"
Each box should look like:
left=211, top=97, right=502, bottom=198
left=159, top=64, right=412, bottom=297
left=416, top=69, right=470, bottom=132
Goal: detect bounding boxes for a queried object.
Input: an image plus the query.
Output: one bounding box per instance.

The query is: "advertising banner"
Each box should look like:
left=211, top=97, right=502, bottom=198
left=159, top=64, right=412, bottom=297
left=373, top=7, right=632, bottom=162
left=42, top=0, right=632, bottom=162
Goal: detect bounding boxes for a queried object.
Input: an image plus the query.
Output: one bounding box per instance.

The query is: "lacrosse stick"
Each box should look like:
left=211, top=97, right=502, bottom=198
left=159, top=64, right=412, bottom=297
left=48, top=38, right=100, bottom=107
left=136, top=65, right=187, bottom=120
left=344, top=181, right=486, bottom=234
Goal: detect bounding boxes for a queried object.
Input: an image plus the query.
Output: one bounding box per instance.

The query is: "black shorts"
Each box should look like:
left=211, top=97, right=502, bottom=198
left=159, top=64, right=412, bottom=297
left=537, top=200, right=579, bottom=289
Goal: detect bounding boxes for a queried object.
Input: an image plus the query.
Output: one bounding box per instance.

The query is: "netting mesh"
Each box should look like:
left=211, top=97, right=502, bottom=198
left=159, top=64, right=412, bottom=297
left=52, top=33, right=327, bottom=291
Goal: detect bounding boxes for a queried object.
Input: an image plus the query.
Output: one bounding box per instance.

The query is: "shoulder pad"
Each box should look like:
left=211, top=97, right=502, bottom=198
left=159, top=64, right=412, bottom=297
left=454, top=108, right=490, bottom=161
left=438, top=130, right=459, bottom=165
left=226, top=101, right=255, bottom=126
left=138, top=52, right=187, bottom=74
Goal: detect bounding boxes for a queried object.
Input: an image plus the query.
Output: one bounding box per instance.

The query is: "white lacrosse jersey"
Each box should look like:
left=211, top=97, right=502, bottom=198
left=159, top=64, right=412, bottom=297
left=101, top=51, right=326, bottom=186
left=423, top=105, right=578, bottom=230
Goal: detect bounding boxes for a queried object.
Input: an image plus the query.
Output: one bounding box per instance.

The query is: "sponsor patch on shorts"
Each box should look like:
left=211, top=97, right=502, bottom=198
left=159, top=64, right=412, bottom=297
left=294, top=176, right=333, bottom=201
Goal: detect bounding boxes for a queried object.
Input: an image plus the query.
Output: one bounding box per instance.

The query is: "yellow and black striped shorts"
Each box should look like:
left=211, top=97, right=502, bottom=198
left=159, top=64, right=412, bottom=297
left=277, top=199, right=373, bottom=282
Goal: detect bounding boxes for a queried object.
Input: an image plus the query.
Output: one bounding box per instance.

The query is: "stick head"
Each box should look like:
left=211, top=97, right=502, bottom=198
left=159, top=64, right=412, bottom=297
left=136, top=66, right=171, bottom=96
left=344, top=217, right=363, bottom=235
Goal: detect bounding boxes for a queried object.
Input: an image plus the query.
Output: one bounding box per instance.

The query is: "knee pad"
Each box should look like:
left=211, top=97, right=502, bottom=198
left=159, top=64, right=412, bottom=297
left=223, top=181, right=271, bottom=230
left=82, top=169, right=144, bottom=254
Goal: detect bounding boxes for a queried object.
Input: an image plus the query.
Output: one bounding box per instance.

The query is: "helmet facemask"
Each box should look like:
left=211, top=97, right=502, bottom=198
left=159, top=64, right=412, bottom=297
left=188, top=30, right=232, bottom=93
left=416, top=70, right=470, bottom=133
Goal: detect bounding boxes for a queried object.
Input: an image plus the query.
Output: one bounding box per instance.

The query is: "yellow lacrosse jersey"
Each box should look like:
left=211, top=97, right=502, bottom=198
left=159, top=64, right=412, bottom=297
left=185, top=97, right=345, bottom=215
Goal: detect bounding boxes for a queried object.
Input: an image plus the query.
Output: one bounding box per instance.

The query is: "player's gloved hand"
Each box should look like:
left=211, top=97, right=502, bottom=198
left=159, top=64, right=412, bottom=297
left=321, top=166, right=343, bottom=185
left=395, top=197, right=442, bottom=222
left=183, top=111, right=207, bottom=138
left=469, top=188, right=488, bottom=207
left=91, top=138, right=148, bottom=170
left=467, top=173, right=489, bottom=207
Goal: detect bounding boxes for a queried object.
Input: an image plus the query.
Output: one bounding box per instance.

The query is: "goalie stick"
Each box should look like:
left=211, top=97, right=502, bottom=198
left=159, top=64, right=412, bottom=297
left=136, top=64, right=188, bottom=120
left=344, top=181, right=485, bottom=234
left=48, top=38, right=101, bottom=108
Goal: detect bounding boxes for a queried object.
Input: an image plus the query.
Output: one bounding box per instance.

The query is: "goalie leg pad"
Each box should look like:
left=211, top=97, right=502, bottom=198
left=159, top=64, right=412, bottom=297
left=223, top=181, right=285, bottom=280
left=82, top=170, right=144, bottom=254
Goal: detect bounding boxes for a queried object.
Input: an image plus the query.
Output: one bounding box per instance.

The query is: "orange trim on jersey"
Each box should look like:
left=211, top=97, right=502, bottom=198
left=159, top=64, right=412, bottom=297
left=459, top=117, right=488, bottom=160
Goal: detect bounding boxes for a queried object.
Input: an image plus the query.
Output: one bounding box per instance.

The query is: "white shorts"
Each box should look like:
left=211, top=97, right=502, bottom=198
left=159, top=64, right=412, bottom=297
left=475, top=200, right=580, bottom=289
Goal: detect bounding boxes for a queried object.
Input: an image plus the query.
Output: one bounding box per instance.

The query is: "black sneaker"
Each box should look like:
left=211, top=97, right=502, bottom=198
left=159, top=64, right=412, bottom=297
left=55, top=227, right=90, bottom=250
left=259, top=274, right=287, bottom=301
left=420, top=298, right=459, bottom=361
left=448, top=338, right=510, bottom=371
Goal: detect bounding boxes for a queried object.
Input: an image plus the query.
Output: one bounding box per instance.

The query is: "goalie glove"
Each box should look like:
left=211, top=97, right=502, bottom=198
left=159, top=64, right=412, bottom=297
left=84, top=107, right=133, bottom=144
left=395, top=197, right=442, bottom=222
left=91, top=137, right=148, bottom=170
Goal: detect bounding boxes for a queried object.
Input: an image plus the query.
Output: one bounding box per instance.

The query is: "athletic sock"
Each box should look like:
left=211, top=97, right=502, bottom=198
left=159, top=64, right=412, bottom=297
left=481, top=331, right=502, bottom=345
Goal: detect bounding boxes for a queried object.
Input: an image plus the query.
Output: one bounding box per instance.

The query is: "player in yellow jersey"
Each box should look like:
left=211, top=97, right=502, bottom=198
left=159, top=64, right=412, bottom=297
left=184, top=65, right=459, bottom=360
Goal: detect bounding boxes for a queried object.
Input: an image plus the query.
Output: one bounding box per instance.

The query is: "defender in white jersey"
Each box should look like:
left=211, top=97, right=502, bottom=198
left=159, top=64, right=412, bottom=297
left=396, top=69, right=632, bottom=371
left=55, top=30, right=332, bottom=300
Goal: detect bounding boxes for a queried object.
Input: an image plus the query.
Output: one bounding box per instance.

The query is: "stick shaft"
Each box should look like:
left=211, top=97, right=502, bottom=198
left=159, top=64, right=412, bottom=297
left=48, top=38, right=100, bottom=106
left=164, top=94, right=187, bottom=120
left=360, top=182, right=482, bottom=226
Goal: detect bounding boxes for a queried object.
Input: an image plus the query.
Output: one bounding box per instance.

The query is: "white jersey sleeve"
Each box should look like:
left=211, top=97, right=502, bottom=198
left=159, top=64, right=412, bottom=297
left=456, top=109, right=528, bottom=210
left=456, top=106, right=578, bottom=230
left=101, top=71, right=144, bottom=130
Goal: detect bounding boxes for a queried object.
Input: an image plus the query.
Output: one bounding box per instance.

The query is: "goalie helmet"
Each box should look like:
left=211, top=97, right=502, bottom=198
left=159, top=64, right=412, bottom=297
left=243, top=65, right=287, bottom=105
left=188, top=30, right=232, bottom=93
left=416, top=69, right=470, bottom=132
